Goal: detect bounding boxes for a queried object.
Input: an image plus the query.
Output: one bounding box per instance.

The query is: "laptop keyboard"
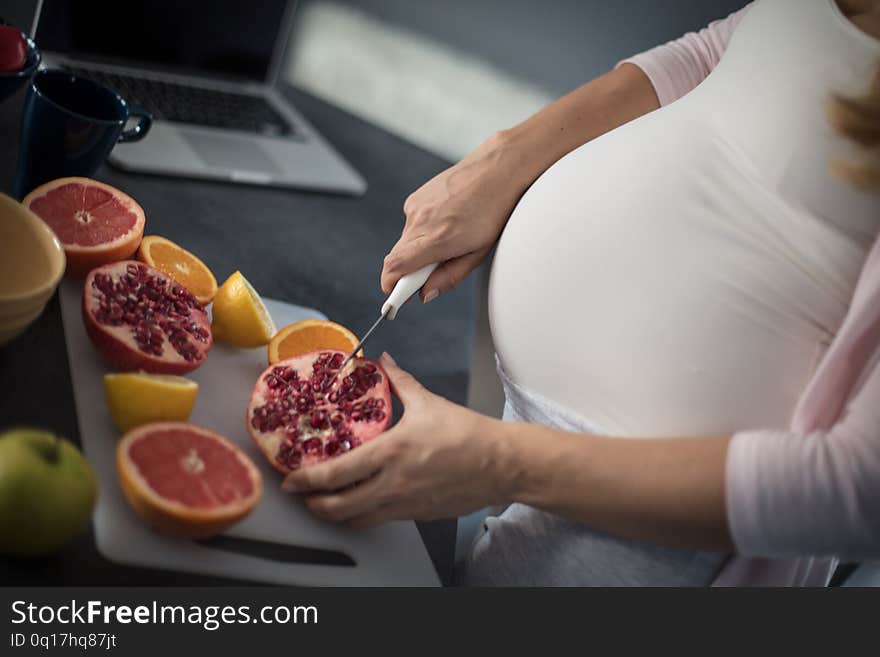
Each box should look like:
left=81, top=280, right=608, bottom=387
left=65, top=67, right=296, bottom=138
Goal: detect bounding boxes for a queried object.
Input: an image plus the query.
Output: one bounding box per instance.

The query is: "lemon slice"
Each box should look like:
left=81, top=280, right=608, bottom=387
left=211, top=271, right=277, bottom=348
left=104, top=373, right=199, bottom=433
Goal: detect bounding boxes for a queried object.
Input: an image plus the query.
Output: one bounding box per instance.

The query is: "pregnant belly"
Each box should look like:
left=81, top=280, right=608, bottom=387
left=488, top=115, right=859, bottom=437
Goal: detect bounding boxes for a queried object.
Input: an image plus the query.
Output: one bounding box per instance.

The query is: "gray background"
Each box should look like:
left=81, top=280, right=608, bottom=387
left=315, top=0, right=748, bottom=94
left=4, top=0, right=748, bottom=95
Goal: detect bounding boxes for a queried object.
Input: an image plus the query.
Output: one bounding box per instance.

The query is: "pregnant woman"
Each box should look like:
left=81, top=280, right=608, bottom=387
left=284, top=0, right=880, bottom=586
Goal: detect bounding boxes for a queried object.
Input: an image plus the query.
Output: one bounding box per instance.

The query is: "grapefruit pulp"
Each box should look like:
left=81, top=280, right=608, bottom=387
left=24, top=177, right=145, bottom=278
left=117, top=422, right=262, bottom=538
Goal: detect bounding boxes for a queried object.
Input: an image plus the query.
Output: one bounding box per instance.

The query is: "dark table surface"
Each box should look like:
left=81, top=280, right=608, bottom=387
left=0, top=82, right=475, bottom=586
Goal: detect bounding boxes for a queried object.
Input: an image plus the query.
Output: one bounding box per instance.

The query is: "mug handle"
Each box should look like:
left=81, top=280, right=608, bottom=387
left=119, top=105, right=153, bottom=143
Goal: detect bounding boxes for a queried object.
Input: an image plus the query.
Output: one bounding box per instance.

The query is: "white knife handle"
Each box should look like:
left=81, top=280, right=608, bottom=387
left=381, top=263, right=439, bottom=320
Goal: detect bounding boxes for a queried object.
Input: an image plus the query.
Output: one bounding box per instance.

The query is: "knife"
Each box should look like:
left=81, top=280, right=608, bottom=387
left=331, top=262, right=439, bottom=380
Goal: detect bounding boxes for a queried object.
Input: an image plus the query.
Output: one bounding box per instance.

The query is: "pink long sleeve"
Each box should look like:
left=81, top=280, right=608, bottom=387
left=725, top=227, right=880, bottom=562
left=725, top=348, right=880, bottom=559
left=620, top=4, right=752, bottom=106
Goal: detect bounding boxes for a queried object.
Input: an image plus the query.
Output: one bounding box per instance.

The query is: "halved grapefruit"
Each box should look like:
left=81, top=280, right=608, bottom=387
left=117, top=422, right=262, bottom=538
left=23, top=177, right=145, bottom=278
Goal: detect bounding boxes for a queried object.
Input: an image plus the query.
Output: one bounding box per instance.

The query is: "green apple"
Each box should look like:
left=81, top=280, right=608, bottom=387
left=0, top=428, right=98, bottom=557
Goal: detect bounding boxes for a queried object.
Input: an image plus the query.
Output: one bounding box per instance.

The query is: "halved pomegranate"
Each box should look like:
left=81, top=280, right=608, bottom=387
left=82, top=261, right=212, bottom=374
left=247, top=350, right=391, bottom=473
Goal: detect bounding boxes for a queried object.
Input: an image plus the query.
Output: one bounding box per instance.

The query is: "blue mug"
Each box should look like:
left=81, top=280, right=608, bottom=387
left=13, top=69, right=152, bottom=199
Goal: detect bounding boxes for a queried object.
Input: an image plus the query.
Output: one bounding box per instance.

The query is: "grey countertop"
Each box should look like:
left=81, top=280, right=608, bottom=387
left=0, top=82, right=475, bottom=586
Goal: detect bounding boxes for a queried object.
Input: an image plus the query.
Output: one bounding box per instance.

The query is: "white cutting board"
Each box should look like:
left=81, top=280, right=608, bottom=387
left=58, top=279, right=440, bottom=586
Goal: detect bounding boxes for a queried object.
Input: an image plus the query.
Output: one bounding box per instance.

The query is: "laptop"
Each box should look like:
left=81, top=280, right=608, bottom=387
left=34, top=0, right=366, bottom=195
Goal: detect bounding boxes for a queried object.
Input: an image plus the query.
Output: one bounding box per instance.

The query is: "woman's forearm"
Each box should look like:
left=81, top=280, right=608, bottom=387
left=380, top=64, right=659, bottom=296
left=490, top=419, right=734, bottom=550
left=496, top=62, right=660, bottom=191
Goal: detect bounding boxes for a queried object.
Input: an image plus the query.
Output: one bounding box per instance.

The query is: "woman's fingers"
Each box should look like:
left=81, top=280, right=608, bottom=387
left=345, top=507, right=398, bottom=530
left=380, top=235, right=411, bottom=294
left=282, top=439, right=385, bottom=494
left=303, top=470, right=390, bottom=523
left=419, top=248, right=490, bottom=302
left=381, top=233, right=461, bottom=294
left=378, top=352, right=425, bottom=406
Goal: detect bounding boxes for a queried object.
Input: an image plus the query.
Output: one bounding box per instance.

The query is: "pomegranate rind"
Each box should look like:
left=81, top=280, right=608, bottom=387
left=246, top=349, right=392, bottom=474
left=116, top=422, right=263, bottom=539
left=23, top=177, right=146, bottom=278
left=82, top=261, right=213, bottom=375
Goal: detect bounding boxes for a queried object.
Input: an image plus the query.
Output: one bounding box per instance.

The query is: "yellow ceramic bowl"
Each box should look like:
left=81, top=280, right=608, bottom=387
left=0, top=193, right=66, bottom=345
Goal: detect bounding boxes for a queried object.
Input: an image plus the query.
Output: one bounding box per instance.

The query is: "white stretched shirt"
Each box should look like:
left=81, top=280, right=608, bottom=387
left=463, top=0, right=880, bottom=585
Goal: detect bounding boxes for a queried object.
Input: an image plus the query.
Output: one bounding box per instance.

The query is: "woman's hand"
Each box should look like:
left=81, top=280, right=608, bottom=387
left=380, top=64, right=662, bottom=302
left=282, top=353, right=511, bottom=528
left=381, top=131, right=530, bottom=302
left=281, top=353, right=732, bottom=548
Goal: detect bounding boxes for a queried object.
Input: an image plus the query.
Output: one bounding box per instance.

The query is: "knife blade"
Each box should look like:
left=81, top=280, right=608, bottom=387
left=329, top=263, right=439, bottom=384
left=334, top=308, right=389, bottom=376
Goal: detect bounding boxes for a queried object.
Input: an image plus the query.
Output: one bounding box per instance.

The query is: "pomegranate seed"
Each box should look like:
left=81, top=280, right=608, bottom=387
left=249, top=352, right=391, bottom=471
left=302, top=438, right=323, bottom=455
left=90, top=263, right=209, bottom=362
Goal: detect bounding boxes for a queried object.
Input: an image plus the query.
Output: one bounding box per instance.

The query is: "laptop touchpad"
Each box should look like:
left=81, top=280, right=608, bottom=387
left=183, top=132, right=282, bottom=174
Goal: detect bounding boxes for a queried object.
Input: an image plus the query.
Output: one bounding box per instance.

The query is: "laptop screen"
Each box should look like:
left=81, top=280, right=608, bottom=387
left=35, top=0, right=291, bottom=82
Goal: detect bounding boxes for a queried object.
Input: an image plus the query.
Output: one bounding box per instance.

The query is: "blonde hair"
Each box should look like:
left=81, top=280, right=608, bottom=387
left=828, top=64, right=880, bottom=189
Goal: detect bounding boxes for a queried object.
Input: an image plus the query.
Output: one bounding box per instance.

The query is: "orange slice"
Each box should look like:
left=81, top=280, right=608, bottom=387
left=136, top=235, right=218, bottom=306
left=117, top=422, right=262, bottom=538
left=268, top=319, right=362, bottom=364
